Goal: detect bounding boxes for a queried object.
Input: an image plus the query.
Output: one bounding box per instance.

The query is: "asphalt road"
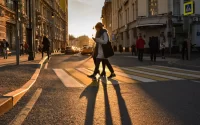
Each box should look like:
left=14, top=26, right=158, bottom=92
left=0, top=53, right=200, bottom=125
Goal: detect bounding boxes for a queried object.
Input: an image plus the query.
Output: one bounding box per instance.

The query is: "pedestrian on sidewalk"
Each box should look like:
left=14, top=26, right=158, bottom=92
left=88, top=22, right=116, bottom=80
left=119, top=44, right=123, bottom=53
left=131, top=44, right=136, bottom=56
left=182, top=39, right=188, bottom=60
left=160, top=32, right=166, bottom=59
left=42, top=36, right=50, bottom=60
left=136, top=34, right=145, bottom=62
left=149, top=36, right=159, bottom=62
left=2, top=39, right=9, bottom=59
left=24, top=42, right=29, bottom=54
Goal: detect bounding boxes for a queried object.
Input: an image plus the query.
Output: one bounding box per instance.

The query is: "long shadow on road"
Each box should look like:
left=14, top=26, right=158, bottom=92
left=80, top=80, right=100, bottom=125
left=80, top=78, right=133, bottom=125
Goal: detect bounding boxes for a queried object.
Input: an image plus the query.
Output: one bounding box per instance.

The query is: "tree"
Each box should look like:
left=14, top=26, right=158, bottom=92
left=77, top=35, right=89, bottom=47
left=69, top=34, right=76, bottom=40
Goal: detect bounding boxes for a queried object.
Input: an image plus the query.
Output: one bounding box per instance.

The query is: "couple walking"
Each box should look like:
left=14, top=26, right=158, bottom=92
left=87, top=22, right=116, bottom=80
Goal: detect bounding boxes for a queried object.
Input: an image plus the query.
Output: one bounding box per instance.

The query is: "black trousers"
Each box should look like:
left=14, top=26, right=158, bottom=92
left=161, top=48, right=165, bottom=57
left=150, top=49, right=157, bottom=61
left=93, top=58, right=114, bottom=75
left=42, top=49, right=50, bottom=59
left=138, top=49, right=144, bottom=61
left=182, top=49, right=188, bottom=60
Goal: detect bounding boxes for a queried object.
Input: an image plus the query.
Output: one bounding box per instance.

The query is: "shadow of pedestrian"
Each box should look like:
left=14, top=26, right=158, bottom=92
left=108, top=79, right=133, bottom=125
left=79, top=79, right=100, bottom=125
left=101, top=77, right=114, bottom=125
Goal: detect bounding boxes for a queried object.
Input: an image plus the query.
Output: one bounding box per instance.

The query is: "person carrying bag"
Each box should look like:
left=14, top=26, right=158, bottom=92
left=88, top=22, right=116, bottom=80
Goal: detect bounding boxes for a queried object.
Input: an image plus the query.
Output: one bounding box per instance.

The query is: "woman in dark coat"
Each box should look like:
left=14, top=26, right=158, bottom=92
left=88, top=22, right=116, bottom=80
left=42, top=36, right=50, bottom=59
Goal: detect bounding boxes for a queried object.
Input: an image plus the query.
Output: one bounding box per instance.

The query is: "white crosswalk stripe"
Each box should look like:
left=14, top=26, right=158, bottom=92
left=51, top=65, right=200, bottom=87
left=53, top=69, right=84, bottom=87
left=138, top=66, right=200, bottom=79
left=121, top=67, right=183, bottom=80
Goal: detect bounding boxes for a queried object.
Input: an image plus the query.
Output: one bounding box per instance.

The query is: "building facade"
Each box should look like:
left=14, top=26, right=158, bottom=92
left=0, top=0, right=68, bottom=53
left=112, top=0, right=200, bottom=52
left=101, top=0, right=112, bottom=38
left=0, top=0, right=16, bottom=50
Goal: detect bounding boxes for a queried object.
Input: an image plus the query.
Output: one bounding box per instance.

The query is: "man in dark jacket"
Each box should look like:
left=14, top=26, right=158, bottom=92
left=182, top=40, right=188, bottom=60
left=149, top=36, right=159, bottom=62
left=2, top=39, right=9, bottom=59
left=42, top=36, right=50, bottom=59
left=136, top=34, right=145, bottom=61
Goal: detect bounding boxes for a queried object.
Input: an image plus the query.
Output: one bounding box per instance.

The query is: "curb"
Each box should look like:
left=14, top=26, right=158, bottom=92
left=0, top=56, right=47, bottom=116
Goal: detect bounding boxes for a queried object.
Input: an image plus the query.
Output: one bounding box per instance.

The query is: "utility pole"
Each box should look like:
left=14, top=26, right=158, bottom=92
left=14, top=0, right=20, bottom=65
left=28, top=0, right=34, bottom=60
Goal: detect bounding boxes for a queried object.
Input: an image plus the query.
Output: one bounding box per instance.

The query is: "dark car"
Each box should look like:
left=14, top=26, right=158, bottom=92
left=65, top=46, right=75, bottom=54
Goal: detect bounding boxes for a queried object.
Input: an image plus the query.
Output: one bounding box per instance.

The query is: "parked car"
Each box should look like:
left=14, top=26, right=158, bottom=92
left=65, top=46, right=75, bottom=54
left=81, top=46, right=93, bottom=55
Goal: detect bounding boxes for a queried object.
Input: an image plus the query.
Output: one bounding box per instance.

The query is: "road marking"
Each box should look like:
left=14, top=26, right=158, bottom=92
left=81, top=68, right=155, bottom=83
left=121, top=67, right=182, bottom=80
left=138, top=66, right=200, bottom=79
left=77, top=68, right=120, bottom=85
left=192, top=80, right=200, bottom=83
left=9, top=88, right=42, bottom=125
left=152, top=65, right=200, bottom=75
left=65, top=68, right=97, bottom=86
left=53, top=69, right=84, bottom=87
left=87, top=68, right=138, bottom=84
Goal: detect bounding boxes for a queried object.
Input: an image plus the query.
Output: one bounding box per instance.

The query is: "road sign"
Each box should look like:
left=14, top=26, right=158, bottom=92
left=184, top=1, right=194, bottom=16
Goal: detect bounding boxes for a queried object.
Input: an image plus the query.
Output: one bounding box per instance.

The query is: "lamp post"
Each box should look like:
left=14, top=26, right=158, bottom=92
left=13, top=0, right=20, bottom=65
left=28, top=0, right=34, bottom=60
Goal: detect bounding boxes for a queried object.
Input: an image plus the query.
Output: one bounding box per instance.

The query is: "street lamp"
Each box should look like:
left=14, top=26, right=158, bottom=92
left=13, top=0, right=20, bottom=65
left=27, top=0, right=34, bottom=60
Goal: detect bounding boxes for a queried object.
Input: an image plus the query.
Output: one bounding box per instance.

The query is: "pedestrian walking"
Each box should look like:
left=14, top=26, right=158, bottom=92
left=119, top=44, right=123, bottom=53
left=2, top=39, right=9, bottom=59
left=160, top=32, right=166, bottom=59
left=24, top=42, right=29, bottom=54
left=42, top=36, right=50, bottom=60
left=136, top=34, right=145, bottom=62
left=88, top=22, right=116, bottom=80
left=149, top=36, right=159, bottom=62
left=131, top=44, right=136, bottom=56
left=182, top=39, right=188, bottom=60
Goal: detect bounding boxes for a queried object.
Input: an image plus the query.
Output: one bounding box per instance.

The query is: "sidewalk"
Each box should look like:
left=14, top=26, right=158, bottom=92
left=0, top=53, right=43, bottom=67
left=0, top=53, right=46, bottom=96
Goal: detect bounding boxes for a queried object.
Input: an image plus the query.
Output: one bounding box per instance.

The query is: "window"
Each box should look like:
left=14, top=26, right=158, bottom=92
left=132, top=4, right=135, bottom=21
left=173, top=0, right=180, bottom=16
left=149, top=0, right=158, bottom=16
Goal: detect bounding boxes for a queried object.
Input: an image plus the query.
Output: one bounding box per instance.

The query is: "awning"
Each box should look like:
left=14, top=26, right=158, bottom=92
left=136, top=23, right=166, bottom=28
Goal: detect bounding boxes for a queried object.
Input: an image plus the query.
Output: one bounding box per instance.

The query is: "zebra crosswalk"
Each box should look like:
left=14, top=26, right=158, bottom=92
left=51, top=65, right=200, bottom=87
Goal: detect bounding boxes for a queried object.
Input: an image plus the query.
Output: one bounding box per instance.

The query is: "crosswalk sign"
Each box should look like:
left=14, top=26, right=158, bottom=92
left=184, top=1, right=194, bottom=16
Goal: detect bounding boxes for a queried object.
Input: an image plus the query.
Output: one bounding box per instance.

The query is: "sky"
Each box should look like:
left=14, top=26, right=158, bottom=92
left=68, top=0, right=104, bottom=38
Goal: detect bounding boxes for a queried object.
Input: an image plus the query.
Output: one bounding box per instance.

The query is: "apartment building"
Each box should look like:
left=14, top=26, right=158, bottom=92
left=0, top=0, right=68, bottom=52
left=101, top=0, right=112, bottom=37
left=0, top=0, right=16, bottom=50
left=112, top=0, right=200, bottom=52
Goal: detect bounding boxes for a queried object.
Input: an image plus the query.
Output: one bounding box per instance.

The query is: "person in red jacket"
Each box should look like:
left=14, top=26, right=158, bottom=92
left=136, top=34, right=145, bottom=61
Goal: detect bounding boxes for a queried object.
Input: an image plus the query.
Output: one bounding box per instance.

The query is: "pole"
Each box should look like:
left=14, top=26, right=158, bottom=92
left=28, top=0, right=34, bottom=60
left=14, top=0, right=20, bottom=65
left=188, top=16, right=191, bottom=60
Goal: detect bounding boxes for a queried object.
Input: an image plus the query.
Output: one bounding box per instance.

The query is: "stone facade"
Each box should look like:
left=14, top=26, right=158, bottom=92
left=0, top=0, right=16, bottom=50
left=0, top=0, right=68, bottom=52
left=111, top=0, right=200, bottom=52
left=101, top=0, right=112, bottom=38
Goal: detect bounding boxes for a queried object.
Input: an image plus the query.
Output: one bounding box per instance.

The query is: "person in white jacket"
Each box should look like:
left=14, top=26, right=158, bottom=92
left=88, top=22, right=116, bottom=80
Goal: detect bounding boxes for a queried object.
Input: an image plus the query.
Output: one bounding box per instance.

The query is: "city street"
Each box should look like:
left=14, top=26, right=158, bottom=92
left=0, top=54, right=200, bottom=125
